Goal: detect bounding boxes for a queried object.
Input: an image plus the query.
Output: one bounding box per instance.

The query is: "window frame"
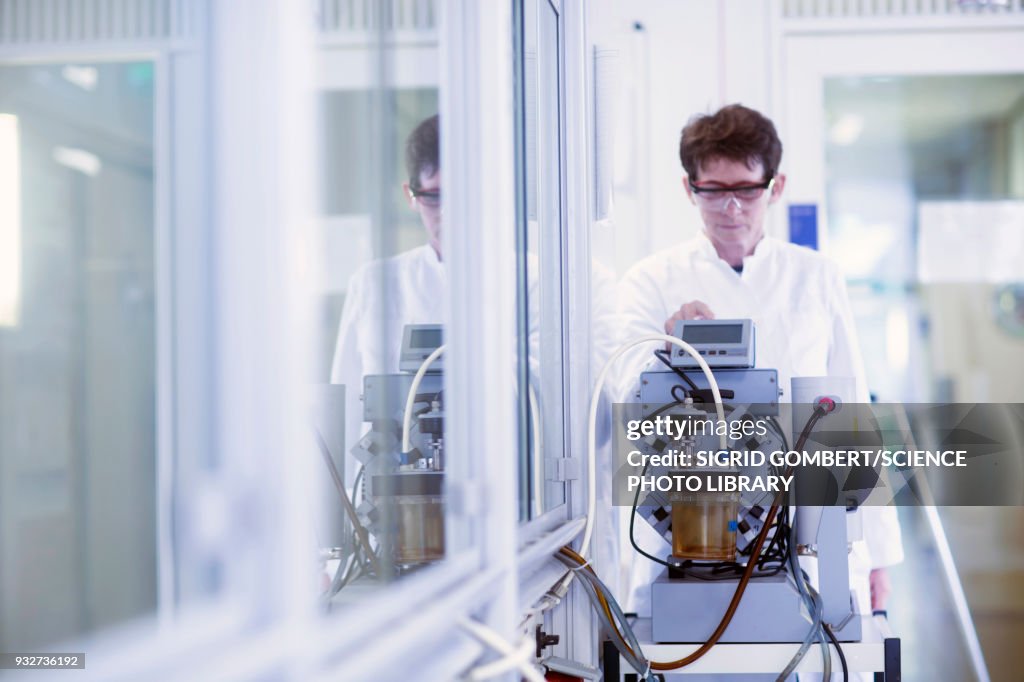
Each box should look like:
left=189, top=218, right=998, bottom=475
left=0, top=1, right=603, bottom=678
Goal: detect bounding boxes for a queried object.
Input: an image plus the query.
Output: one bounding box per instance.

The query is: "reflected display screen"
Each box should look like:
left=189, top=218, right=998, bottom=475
left=410, top=328, right=443, bottom=349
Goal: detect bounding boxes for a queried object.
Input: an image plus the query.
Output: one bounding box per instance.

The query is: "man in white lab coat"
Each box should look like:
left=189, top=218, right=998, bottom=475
left=616, top=104, right=903, bottom=623
left=330, top=114, right=446, bottom=458
left=330, top=115, right=622, bottom=590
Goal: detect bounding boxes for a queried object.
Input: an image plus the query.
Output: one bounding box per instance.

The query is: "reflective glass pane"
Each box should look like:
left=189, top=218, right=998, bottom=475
left=825, top=74, right=1024, bottom=402
left=0, top=62, right=155, bottom=648
left=316, top=10, right=450, bottom=600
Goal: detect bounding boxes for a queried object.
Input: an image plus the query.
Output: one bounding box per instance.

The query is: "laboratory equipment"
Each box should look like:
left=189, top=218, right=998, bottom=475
left=399, top=323, right=446, bottom=372
left=639, top=367, right=780, bottom=416
left=632, top=351, right=863, bottom=644
left=350, top=324, right=447, bottom=569
left=554, top=320, right=901, bottom=679
left=670, top=318, right=755, bottom=369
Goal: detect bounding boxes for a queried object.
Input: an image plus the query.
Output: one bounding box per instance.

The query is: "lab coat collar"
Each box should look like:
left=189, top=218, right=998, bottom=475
left=745, top=234, right=776, bottom=264
left=695, top=231, right=776, bottom=270
left=420, top=243, right=445, bottom=274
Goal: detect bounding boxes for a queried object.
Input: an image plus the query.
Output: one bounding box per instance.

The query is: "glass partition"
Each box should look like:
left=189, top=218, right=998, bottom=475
left=314, top=4, right=455, bottom=599
left=824, top=73, right=1024, bottom=403
left=821, top=60, right=1024, bottom=682
left=0, top=3, right=534, bottom=678
left=515, top=0, right=568, bottom=521
left=0, top=61, right=156, bottom=649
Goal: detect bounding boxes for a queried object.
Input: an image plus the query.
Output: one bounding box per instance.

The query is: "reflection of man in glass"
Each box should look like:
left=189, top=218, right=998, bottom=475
left=402, top=114, right=443, bottom=261
left=330, top=114, right=445, bottom=456
left=616, top=104, right=903, bottom=624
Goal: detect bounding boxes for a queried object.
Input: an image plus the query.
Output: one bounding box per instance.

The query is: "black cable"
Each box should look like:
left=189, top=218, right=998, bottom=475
left=670, top=384, right=689, bottom=404
left=627, top=398, right=690, bottom=570
left=628, top=464, right=791, bottom=579
left=741, top=528, right=788, bottom=574
left=653, top=348, right=701, bottom=393
left=629, top=460, right=675, bottom=570
left=823, top=623, right=849, bottom=682
left=626, top=399, right=807, bottom=578
left=728, top=502, right=791, bottom=572
left=624, top=399, right=736, bottom=569
left=759, top=507, right=790, bottom=561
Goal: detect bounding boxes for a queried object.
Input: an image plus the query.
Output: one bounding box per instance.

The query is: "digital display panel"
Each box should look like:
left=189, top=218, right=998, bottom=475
left=681, top=323, right=743, bottom=345
left=410, top=328, right=443, bottom=349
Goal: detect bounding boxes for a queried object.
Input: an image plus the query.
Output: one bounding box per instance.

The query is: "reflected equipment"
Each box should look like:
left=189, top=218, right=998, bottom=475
left=353, top=324, right=446, bottom=568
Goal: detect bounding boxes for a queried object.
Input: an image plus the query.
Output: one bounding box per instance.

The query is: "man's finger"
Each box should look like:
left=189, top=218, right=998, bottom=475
left=683, top=300, right=715, bottom=320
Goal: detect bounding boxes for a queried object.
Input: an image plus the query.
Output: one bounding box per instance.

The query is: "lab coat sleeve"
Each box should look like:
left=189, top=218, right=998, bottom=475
left=862, top=506, right=905, bottom=568
left=589, top=263, right=626, bottom=587
left=591, top=261, right=623, bottom=376
left=614, top=264, right=671, bottom=402
left=824, top=264, right=905, bottom=568
left=825, top=264, right=871, bottom=404
left=330, top=270, right=363, bottom=384
left=607, top=264, right=672, bottom=604
left=591, top=263, right=623, bottom=447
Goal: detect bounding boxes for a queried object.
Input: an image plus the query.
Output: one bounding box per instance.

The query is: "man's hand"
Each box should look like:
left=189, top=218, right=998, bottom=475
left=869, top=567, right=892, bottom=612
left=664, top=300, right=715, bottom=335
left=663, top=301, right=715, bottom=351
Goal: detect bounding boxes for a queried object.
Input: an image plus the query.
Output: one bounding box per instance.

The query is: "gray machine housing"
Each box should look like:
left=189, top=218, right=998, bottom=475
left=650, top=506, right=863, bottom=643
left=639, top=367, right=781, bottom=415
left=362, top=372, right=443, bottom=423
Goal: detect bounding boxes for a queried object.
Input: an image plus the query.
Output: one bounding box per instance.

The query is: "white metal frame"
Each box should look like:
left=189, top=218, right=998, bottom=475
left=439, top=0, right=520, bottom=648
left=0, top=47, right=195, bottom=633
left=0, top=1, right=606, bottom=678
left=778, top=24, right=1024, bottom=248
left=501, top=0, right=601, bottom=669
left=552, top=0, right=601, bottom=669
left=11, top=5, right=485, bottom=680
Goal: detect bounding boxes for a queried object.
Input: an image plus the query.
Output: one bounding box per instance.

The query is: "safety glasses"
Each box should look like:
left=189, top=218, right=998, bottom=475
left=689, top=176, right=775, bottom=210
left=409, top=188, right=441, bottom=209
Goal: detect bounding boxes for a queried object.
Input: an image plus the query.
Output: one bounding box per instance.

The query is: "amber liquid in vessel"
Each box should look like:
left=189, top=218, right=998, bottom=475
left=394, top=496, right=446, bottom=564
left=671, top=496, right=738, bottom=561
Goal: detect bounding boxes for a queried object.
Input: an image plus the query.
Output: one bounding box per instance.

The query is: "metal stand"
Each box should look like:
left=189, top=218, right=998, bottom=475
left=603, top=614, right=900, bottom=681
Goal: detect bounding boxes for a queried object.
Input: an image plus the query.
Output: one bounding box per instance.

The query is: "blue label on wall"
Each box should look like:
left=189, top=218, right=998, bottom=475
left=788, top=204, right=818, bottom=250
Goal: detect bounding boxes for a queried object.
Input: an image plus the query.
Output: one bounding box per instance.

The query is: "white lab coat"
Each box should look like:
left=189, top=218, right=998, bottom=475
left=330, top=244, right=447, bottom=471
left=329, top=243, right=625, bottom=589
left=615, top=233, right=903, bottom=617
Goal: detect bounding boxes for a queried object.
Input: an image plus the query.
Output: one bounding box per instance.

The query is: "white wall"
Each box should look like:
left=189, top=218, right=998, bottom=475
left=588, top=0, right=776, bottom=276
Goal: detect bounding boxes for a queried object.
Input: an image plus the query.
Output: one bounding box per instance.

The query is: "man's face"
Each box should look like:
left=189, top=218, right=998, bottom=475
left=405, top=168, right=442, bottom=260
left=684, top=157, right=785, bottom=264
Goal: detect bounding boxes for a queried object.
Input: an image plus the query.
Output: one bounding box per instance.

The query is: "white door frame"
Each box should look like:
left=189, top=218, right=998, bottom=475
left=779, top=27, right=1024, bottom=252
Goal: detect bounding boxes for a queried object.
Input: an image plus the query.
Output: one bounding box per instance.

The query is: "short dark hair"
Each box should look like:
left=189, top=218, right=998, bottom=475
left=406, top=114, right=439, bottom=189
left=678, top=104, right=782, bottom=181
